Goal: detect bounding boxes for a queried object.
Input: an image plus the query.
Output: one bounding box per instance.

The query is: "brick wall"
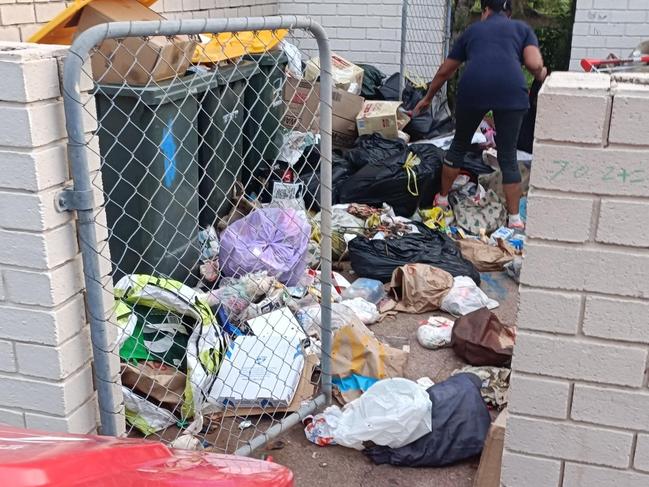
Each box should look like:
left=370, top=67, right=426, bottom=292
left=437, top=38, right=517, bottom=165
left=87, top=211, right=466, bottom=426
left=502, top=71, right=649, bottom=487
left=0, top=0, right=277, bottom=44
left=277, top=0, right=447, bottom=76
left=570, top=0, right=649, bottom=71
left=0, top=42, right=98, bottom=433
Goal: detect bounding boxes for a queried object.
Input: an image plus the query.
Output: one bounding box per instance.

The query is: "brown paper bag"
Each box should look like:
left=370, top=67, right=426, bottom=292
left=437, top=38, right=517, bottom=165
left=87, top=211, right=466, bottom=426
left=457, top=239, right=515, bottom=272
left=451, top=307, right=516, bottom=367
left=331, top=323, right=408, bottom=402
left=389, top=263, right=454, bottom=313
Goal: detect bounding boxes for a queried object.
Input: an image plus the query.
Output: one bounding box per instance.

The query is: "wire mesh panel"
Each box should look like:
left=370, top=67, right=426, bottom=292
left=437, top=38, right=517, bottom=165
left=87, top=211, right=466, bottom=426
left=400, top=0, right=452, bottom=82
left=61, top=16, right=333, bottom=456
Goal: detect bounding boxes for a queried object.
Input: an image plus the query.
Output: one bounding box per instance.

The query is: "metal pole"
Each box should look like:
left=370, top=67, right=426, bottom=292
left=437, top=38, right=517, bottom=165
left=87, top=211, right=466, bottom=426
left=312, top=20, right=334, bottom=405
left=399, top=0, right=409, bottom=101
left=234, top=394, right=326, bottom=456
left=443, top=0, right=453, bottom=60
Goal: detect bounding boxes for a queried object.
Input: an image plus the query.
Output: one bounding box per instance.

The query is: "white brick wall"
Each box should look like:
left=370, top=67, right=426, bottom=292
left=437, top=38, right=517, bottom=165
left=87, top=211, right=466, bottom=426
left=570, top=0, right=649, bottom=71
left=0, top=42, right=98, bottom=434
left=503, top=71, right=649, bottom=486
left=277, top=0, right=447, bottom=76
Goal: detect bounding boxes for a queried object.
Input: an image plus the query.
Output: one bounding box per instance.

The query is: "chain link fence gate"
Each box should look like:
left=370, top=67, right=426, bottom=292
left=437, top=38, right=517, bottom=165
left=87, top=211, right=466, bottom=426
left=400, top=0, right=453, bottom=94
left=60, top=16, right=334, bottom=456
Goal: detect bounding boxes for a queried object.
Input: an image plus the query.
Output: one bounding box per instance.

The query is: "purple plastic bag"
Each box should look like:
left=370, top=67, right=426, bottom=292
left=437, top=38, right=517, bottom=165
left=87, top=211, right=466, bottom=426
left=219, top=208, right=311, bottom=286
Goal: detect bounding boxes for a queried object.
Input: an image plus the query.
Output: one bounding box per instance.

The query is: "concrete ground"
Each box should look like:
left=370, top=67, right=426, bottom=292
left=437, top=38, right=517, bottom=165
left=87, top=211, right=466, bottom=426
left=253, top=270, right=520, bottom=487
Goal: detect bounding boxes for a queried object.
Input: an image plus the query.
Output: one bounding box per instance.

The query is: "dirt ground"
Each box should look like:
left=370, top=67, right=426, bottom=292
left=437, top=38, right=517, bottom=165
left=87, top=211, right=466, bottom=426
left=253, top=270, right=520, bottom=487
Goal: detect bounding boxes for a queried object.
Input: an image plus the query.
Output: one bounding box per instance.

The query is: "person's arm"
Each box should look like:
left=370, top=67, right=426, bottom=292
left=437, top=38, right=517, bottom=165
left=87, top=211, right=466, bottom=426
left=413, top=58, right=462, bottom=115
left=523, top=45, right=547, bottom=81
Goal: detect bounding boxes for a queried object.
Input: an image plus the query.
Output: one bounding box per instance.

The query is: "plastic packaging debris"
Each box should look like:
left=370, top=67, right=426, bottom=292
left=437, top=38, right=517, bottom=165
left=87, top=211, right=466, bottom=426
left=325, top=378, right=432, bottom=451
left=238, top=420, right=253, bottom=430
left=452, top=366, right=511, bottom=410
left=417, top=316, right=455, bottom=349
left=349, top=223, right=481, bottom=285
left=504, top=256, right=523, bottom=283
left=332, top=323, right=408, bottom=403
left=205, top=271, right=278, bottom=322
left=416, top=377, right=436, bottom=389
left=341, top=278, right=386, bottom=304
left=303, top=413, right=337, bottom=447
left=123, top=387, right=177, bottom=435
left=220, top=208, right=311, bottom=286
left=451, top=307, right=516, bottom=367
left=488, top=226, right=515, bottom=245
left=281, top=40, right=303, bottom=78
left=296, top=303, right=365, bottom=338
left=441, top=276, right=499, bottom=316
left=198, top=226, right=220, bottom=283
left=388, top=264, right=454, bottom=313
left=341, top=297, right=380, bottom=325
left=277, top=131, right=320, bottom=166
left=363, top=373, right=491, bottom=467
left=169, top=434, right=204, bottom=450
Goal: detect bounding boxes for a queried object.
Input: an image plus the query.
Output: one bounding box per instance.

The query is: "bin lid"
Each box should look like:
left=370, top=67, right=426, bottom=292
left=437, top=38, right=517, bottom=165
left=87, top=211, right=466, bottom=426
left=28, top=0, right=159, bottom=45
left=0, top=425, right=293, bottom=487
left=192, top=30, right=287, bottom=64
left=95, top=61, right=260, bottom=104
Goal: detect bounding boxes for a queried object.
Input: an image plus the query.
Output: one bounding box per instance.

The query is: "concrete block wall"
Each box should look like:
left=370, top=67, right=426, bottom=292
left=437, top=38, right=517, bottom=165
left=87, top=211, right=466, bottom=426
left=277, top=0, right=447, bottom=75
left=502, top=71, right=649, bottom=487
left=0, top=42, right=98, bottom=434
left=153, top=0, right=277, bottom=20
left=570, top=0, right=649, bottom=71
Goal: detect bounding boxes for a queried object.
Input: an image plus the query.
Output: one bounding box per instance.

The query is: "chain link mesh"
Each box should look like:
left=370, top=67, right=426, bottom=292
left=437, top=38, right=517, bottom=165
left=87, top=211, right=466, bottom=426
left=401, top=0, right=451, bottom=81
left=67, top=20, right=333, bottom=455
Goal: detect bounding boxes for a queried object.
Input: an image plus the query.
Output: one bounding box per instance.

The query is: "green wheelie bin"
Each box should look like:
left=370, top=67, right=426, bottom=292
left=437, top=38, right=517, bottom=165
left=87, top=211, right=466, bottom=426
left=241, top=50, right=289, bottom=188
left=95, top=75, right=211, bottom=285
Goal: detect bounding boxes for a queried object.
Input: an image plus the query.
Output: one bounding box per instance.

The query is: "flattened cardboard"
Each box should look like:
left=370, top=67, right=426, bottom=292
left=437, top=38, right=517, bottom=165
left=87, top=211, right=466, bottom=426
left=283, top=76, right=364, bottom=148
left=76, top=0, right=195, bottom=85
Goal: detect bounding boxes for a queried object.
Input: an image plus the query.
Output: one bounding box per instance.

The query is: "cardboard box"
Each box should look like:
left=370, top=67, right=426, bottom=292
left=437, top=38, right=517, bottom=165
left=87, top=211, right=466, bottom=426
left=76, top=0, right=196, bottom=85
left=304, top=53, right=364, bottom=95
left=246, top=307, right=307, bottom=342
left=221, top=352, right=320, bottom=418
left=283, top=77, right=364, bottom=148
left=208, top=335, right=305, bottom=409
left=356, top=101, right=411, bottom=140
left=473, top=409, right=508, bottom=487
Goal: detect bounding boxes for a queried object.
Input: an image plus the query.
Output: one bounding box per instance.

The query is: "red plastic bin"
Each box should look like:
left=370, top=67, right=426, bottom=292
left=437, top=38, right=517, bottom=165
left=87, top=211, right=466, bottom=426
left=0, top=425, right=293, bottom=487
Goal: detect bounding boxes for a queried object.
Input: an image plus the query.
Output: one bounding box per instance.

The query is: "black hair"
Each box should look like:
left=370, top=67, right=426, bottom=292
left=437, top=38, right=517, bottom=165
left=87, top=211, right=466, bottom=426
left=480, top=0, right=508, bottom=12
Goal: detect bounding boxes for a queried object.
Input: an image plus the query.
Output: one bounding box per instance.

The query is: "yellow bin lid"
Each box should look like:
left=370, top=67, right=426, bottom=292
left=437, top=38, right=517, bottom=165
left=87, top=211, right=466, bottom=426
left=29, top=0, right=158, bottom=45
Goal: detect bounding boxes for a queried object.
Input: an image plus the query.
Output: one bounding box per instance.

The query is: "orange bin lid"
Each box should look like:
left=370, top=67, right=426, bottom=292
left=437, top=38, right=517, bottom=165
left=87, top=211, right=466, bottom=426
left=29, top=0, right=159, bottom=45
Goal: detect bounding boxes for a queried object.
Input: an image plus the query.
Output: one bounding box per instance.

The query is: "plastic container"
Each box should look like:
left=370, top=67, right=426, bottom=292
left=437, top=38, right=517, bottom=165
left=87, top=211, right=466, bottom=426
left=341, top=278, right=386, bottom=304
left=196, top=62, right=260, bottom=226
left=95, top=74, right=212, bottom=284
left=242, top=50, right=289, bottom=186
left=0, top=424, right=294, bottom=487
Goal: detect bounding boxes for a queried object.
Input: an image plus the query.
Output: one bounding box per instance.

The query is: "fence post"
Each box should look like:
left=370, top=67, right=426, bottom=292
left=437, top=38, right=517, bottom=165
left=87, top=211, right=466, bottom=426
left=399, top=0, right=409, bottom=101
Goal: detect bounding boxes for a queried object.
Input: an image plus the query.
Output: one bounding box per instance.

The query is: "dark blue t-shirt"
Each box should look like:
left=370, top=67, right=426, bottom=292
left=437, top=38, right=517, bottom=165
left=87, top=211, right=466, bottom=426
left=449, top=13, right=538, bottom=111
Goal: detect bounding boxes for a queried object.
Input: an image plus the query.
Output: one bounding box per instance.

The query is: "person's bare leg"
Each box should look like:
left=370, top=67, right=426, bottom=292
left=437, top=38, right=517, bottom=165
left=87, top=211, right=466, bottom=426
left=503, top=182, right=521, bottom=214
left=440, top=165, right=462, bottom=196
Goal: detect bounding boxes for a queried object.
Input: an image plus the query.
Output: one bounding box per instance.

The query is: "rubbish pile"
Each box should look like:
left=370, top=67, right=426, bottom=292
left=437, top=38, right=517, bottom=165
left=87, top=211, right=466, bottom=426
left=32, top=0, right=530, bottom=469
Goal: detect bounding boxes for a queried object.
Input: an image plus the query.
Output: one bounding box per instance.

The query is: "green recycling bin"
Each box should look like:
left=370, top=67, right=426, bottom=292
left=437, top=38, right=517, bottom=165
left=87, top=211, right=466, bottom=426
left=242, top=50, right=289, bottom=188
left=95, top=75, right=210, bottom=285
left=197, top=61, right=259, bottom=228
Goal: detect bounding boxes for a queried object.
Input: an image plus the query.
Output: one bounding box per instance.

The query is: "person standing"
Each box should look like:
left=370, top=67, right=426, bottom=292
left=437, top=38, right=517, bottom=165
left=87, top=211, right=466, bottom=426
left=414, top=0, right=547, bottom=230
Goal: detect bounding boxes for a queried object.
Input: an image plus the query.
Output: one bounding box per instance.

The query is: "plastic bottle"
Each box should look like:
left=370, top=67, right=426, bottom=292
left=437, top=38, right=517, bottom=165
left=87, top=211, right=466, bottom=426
left=341, top=278, right=386, bottom=304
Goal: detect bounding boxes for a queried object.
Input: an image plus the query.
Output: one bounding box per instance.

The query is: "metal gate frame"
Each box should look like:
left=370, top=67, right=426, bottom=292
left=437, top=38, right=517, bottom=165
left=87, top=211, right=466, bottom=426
left=60, top=16, right=334, bottom=456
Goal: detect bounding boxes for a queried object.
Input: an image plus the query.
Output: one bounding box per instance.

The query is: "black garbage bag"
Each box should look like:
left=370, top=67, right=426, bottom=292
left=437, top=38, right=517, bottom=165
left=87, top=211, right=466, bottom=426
left=338, top=137, right=445, bottom=216
left=379, top=73, right=454, bottom=141
left=348, top=223, right=481, bottom=284
left=364, top=373, right=491, bottom=467
left=357, top=63, right=387, bottom=99
left=345, top=133, right=406, bottom=171
left=302, top=152, right=355, bottom=210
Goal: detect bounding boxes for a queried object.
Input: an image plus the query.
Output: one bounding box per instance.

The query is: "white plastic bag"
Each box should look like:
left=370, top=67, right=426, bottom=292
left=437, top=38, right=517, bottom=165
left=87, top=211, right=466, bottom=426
left=341, top=297, right=380, bottom=325
left=417, top=316, right=455, bottom=349
left=325, top=378, right=432, bottom=450
left=441, top=276, right=499, bottom=316
left=281, top=40, right=303, bottom=78
left=123, top=387, right=177, bottom=434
